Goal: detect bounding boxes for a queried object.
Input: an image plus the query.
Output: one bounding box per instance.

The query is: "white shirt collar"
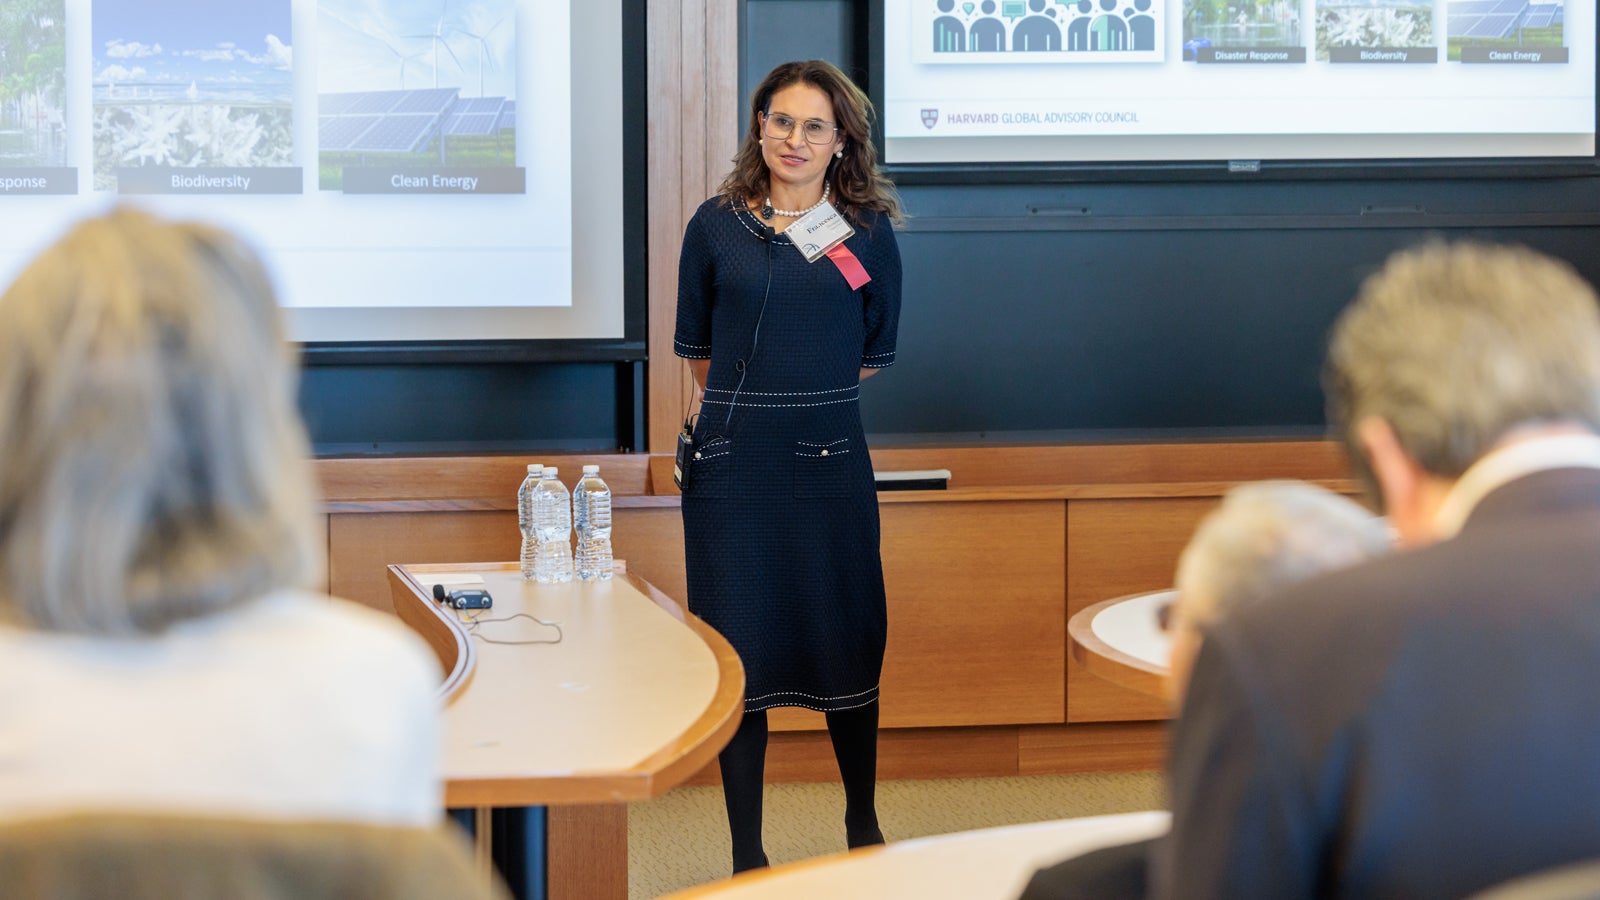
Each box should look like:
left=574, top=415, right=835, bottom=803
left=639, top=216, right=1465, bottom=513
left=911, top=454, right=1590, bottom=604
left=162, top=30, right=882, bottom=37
left=1433, top=432, right=1600, bottom=539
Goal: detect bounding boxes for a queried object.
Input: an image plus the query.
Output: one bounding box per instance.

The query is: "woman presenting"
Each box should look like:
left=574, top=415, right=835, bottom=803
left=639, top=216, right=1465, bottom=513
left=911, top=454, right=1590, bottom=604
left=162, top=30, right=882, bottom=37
left=674, top=59, right=903, bottom=874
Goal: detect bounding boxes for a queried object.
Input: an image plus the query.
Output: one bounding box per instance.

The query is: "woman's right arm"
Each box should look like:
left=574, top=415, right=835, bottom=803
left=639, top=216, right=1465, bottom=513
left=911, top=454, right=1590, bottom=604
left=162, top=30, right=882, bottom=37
left=674, top=209, right=716, bottom=382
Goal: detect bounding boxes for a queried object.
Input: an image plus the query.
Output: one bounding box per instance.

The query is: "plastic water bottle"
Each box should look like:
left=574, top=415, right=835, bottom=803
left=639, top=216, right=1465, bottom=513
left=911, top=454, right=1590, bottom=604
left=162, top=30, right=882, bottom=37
left=532, top=466, right=573, bottom=583
left=517, top=463, right=542, bottom=580
left=573, top=464, right=613, bottom=581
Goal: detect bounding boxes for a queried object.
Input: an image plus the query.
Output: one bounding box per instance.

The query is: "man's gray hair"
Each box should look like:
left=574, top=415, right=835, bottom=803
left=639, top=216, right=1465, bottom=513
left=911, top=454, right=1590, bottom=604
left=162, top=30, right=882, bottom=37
left=0, top=208, right=320, bottom=635
left=1325, top=242, right=1600, bottom=479
left=1176, top=481, right=1391, bottom=627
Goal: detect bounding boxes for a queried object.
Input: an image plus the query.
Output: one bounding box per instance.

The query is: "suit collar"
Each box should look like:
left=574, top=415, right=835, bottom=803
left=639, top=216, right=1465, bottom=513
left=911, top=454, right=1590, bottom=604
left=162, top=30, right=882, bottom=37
left=1435, top=433, right=1600, bottom=539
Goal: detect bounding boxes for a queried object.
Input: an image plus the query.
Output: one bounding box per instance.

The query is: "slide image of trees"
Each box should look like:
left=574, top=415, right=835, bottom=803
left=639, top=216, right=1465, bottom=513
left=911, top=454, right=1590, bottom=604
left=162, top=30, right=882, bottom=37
left=1184, top=0, right=1302, bottom=54
left=1446, top=0, right=1562, bottom=60
left=0, top=0, right=66, bottom=168
left=1316, top=0, right=1433, bottom=59
left=92, top=1, right=293, bottom=189
left=318, top=0, right=518, bottom=191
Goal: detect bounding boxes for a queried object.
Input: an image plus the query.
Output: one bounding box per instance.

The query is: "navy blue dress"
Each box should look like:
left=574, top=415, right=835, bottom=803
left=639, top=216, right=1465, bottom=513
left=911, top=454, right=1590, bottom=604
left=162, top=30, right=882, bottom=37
left=675, top=196, right=902, bottom=713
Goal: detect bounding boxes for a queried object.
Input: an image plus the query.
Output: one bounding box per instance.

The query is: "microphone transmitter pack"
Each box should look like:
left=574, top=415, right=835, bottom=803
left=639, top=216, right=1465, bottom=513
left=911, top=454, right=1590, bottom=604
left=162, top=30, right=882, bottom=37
left=432, top=583, right=494, bottom=610
left=674, top=425, right=694, bottom=489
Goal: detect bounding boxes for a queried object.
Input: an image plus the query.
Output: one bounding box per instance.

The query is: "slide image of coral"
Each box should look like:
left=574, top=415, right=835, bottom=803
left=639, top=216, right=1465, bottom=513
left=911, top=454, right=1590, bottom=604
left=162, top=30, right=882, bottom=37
left=1183, top=0, right=1302, bottom=57
left=318, top=0, right=519, bottom=192
left=1446, top=0, right=1563, bottom=61
left=0, top=0, right=67, bottom=169
left=92, top=0, right=294, bottom=191
left=1316, top=0, right=1433, bottom=60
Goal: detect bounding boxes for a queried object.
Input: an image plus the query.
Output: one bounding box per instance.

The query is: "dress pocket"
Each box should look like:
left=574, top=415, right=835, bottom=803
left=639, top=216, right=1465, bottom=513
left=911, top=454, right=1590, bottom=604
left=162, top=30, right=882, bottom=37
left=793, top=438, right=856, bottom=499
left=686, top=436, right=734, bottom=500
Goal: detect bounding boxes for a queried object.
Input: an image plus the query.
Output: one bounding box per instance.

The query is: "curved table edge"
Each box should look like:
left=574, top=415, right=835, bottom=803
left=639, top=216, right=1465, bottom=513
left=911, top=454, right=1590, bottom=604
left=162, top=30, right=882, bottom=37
left=1067, top=590, right=1169, bottom=700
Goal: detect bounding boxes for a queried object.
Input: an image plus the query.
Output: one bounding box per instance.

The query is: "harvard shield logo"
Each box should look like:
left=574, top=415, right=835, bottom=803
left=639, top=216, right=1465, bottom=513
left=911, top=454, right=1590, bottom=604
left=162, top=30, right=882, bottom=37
left=920, top=108, right=938, bottom=129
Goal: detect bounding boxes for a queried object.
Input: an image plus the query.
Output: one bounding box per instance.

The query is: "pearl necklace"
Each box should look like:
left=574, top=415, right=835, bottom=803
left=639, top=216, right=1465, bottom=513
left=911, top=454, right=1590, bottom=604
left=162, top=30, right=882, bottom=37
left=761, top=182, right=830, bottom=221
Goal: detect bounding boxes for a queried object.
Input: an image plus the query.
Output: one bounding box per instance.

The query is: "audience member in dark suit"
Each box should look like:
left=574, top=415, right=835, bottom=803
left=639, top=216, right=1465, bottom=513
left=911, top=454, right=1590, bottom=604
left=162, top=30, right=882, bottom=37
left=1152, top=242, right=1600, bottom=899
left=1018, top=482, right=1389, bottom=900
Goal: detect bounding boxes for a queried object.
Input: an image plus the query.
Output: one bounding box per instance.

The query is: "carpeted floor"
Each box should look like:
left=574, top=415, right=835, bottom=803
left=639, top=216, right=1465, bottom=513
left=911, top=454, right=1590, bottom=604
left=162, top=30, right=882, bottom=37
left=629, top=772, right=1167, bottom=898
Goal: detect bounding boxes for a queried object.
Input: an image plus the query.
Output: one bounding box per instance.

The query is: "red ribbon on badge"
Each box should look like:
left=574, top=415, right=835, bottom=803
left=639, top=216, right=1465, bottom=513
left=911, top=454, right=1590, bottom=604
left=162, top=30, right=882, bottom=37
left=825, top=244, right=872, bottom=290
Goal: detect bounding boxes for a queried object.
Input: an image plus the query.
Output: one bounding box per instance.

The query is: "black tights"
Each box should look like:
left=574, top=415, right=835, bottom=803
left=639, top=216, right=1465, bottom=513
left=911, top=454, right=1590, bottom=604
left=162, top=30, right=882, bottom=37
left=717, top=701, right=884, bottom=874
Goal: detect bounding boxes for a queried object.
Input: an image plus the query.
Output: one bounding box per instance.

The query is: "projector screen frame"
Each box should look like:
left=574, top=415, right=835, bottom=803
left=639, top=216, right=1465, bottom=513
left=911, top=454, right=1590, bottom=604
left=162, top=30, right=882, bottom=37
left=866, top=0, right=1600, bottom=186
left=299, top=0, right=648, bottom=366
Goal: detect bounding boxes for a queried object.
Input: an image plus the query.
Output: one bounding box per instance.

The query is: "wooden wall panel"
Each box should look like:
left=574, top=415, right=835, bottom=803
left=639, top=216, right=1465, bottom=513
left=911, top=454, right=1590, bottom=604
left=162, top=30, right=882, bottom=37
left=329, top=511, right=518, bottom=612
left=1065, top=497, right=1218, bottom=723
left=1019, top=722, right=1169, bottom=776
left=646, top=0, right=740, bottom=454
left=870, top=440, right=1350, bottom=490
left=874, top=500, right=1065, bottom=728
left=317, top=454, right=650, bottom=505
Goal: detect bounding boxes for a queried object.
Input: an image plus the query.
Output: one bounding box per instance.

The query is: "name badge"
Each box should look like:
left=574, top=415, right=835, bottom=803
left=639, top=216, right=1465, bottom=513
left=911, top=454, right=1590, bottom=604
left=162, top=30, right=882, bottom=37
left=788, top=201, right=855, bottom=263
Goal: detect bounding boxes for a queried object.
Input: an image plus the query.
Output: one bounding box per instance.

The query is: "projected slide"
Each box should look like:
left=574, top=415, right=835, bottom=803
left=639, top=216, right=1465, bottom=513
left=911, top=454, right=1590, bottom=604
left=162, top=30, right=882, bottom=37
left=1183, top=0, right=1303, bottom=62
left=917, top=0, right=1163, bottom=62
left=1315, top=0, right=1435, bottom=62
left=0, top=0, right=71, bottom=194
left=883, top=0, right=1597, bottom=164
left=92, top=1, right=298, bottom=194
left=0, top=0, right=590, bottom=344
left=1448, top=0, right=1568, bottom=61
left=318, top=0, right=524, bottom=193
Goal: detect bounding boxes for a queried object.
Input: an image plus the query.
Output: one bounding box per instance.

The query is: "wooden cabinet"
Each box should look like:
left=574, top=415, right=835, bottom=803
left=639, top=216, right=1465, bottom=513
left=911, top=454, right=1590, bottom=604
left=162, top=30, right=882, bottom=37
left=315, top=440, right=1351, bottom=779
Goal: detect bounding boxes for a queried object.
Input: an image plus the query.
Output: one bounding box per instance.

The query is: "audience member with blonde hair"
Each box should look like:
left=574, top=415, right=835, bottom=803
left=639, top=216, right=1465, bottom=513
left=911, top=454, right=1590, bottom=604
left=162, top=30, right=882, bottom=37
left=1156, top=242, right=1600, bottom=898
left=1163, top=480, right=1391, bottom=706
left=0, top=208, right=442, bottom=825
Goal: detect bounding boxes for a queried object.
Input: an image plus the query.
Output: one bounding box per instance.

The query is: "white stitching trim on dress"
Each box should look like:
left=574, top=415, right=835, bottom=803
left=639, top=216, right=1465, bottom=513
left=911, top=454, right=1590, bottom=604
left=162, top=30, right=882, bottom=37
left=745, top=684, right=880, bottom=703
left=704, top=386, right=858, bottom=397
left=700, top=396, right=860, bottom=408
left=746, top=696, right=879, bottom=713
left=676, top=338, right=711, bottom=350
left=732, top=207, right=795, bottom=245
left=862, top=352, right=894, bottom=359
left=797, top=439, right=850, bottom=447
left=795, top=449, right=850, bottom=458
left=695, top=450, right=731, bottom=462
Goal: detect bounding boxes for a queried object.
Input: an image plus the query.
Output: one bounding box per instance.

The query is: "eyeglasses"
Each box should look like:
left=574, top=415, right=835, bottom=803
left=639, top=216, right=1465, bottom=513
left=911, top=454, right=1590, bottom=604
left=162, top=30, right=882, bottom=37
left=762, top=112, right=840, bottom=145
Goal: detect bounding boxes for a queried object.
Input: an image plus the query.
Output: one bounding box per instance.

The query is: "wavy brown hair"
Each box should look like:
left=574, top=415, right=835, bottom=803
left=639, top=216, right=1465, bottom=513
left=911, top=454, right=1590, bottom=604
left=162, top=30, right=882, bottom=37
left=718, top=60, right=902, bottom=226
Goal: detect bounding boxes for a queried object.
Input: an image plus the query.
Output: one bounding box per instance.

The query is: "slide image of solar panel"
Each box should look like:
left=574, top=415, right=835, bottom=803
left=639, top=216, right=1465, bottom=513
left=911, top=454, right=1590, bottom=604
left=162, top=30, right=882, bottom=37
left=319, top=115, right=381, bottom=150
left=497, top=101, right=515, bottom=132
left=1478, top=13, right=1518, bottom=35
left=317, top=0, right=519, bottom=190
left=443, top=97, right=506, bottom=137
left=444, top=113, right=500, bottom=137
left=346, top=114, right=442, bottom=154
left=1446, top=0, right=1563, bottom=58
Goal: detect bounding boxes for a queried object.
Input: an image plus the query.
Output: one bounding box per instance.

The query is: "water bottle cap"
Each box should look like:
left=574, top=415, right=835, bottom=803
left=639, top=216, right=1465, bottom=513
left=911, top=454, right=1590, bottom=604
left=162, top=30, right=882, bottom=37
left=543, top=466, right=558, bottom=477
left=527, top=463, right=542, bottom=474
left=583, top=464, right=599, bottom=474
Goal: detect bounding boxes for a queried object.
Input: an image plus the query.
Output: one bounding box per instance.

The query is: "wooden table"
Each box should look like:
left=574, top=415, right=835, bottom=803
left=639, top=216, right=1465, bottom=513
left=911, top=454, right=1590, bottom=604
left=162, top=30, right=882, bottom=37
left=1066, top=590, right=1175, bottom=700
left=659, top=810, right=1170, bottom=899
left=389, top=562, right=744, bottom=900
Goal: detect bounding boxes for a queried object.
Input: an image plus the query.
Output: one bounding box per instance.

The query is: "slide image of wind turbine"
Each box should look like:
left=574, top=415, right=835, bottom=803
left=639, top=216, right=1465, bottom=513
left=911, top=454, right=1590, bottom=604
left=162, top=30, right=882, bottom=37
left=452, top=14, right=505, bottom=97
left=405, top=0, right=465, bottom=89
left=377, top=33, right=426, bottom=89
